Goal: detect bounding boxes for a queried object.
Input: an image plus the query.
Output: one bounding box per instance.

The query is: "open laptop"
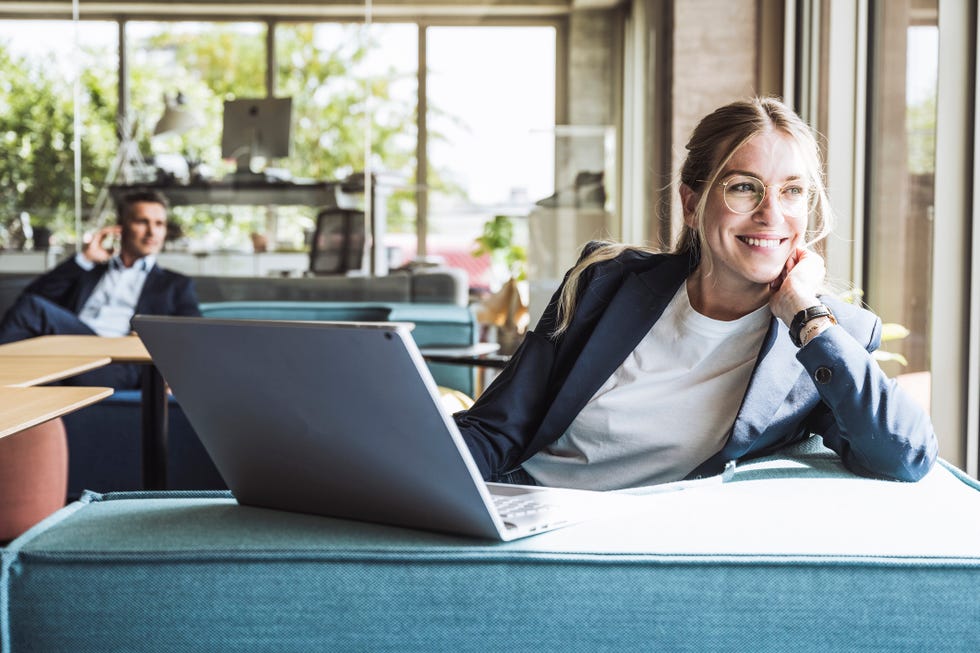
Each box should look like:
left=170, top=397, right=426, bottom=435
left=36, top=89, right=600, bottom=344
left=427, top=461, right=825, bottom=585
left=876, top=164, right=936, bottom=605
left=133, top=315, right=634, bottom=540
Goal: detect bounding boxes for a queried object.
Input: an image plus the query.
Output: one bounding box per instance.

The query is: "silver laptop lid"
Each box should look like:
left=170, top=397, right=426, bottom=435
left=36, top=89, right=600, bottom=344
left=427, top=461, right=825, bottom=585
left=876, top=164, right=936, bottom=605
left=133, top=315, right=505, bottom=539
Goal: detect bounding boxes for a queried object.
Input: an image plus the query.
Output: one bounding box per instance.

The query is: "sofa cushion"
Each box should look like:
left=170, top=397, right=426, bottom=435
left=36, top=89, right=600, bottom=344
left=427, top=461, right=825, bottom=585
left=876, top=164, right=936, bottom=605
left=3, top=439, right=978, bottom=652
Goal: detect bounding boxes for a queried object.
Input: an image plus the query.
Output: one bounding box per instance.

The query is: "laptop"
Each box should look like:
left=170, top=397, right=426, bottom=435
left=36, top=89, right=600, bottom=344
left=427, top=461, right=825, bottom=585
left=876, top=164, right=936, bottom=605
left=133, top=315, right=634, bottom=540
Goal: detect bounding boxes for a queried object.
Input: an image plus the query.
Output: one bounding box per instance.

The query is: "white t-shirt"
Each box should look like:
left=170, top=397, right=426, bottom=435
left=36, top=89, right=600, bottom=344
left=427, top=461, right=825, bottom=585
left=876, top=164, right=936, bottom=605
left=522, top=282, right=772, bottom=490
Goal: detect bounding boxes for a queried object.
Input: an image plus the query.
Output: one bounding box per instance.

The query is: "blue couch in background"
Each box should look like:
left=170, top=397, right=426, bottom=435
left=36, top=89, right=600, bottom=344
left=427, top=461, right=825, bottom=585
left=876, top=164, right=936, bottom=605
left=62, top=300, right=479, bottom=498
left=3, top=438, right=979, bottom=652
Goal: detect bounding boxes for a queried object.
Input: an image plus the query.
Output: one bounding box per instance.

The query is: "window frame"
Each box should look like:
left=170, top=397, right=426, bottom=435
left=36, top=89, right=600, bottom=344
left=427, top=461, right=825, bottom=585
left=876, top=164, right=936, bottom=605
left=0, top=7, right=567, bottom=269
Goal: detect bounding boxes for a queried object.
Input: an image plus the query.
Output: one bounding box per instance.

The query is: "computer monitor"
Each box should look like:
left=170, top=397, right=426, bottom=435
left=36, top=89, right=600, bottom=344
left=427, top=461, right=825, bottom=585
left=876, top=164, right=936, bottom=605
left=221, top=97, right=292, bottom=175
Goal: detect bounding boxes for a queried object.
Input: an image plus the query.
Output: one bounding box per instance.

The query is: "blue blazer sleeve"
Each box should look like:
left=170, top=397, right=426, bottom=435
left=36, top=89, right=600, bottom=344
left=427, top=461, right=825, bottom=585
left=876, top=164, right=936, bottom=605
left=136, top=268, right=202, bottom=318
left=22, top=257, right=95, bottom=311
left=456, top=241, right=622, bottom=479
left=795, top=304, right=937, bottom=482
left=457, top=329, right=558, bottom=479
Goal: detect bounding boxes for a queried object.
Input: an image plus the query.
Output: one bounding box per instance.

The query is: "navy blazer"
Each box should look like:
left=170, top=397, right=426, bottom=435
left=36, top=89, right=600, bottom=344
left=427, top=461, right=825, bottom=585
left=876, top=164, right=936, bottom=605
left=456, top=248, right=938, bottom=484
left=24, top=257, right=202, bottom=321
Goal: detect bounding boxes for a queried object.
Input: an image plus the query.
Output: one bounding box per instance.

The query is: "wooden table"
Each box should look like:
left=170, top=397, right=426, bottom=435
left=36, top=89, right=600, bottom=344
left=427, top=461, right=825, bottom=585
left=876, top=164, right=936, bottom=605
left=0, top=335, right=170, bottom=490
left=0, top=335, right=149, bottom=360
left=0, top=356, right=112, bottom=387
left=0, top=386, right=113, bottom=440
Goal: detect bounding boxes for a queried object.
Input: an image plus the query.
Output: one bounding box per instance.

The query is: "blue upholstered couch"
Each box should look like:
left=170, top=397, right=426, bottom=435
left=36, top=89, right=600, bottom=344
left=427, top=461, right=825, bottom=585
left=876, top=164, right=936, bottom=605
left=3, top=438, right=979, bottom=652
left=62, top=300, right=479, bottom=498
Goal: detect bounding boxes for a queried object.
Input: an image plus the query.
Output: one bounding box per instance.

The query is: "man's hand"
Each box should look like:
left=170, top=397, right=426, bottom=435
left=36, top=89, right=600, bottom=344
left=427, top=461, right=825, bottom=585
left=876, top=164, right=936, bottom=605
left=82, top=226, right=121, bottom=263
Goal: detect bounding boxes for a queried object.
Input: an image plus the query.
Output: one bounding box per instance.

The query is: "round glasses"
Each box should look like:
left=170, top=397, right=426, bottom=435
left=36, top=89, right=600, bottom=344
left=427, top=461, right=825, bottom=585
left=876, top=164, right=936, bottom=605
left=708, top=175, right=812, bottom=217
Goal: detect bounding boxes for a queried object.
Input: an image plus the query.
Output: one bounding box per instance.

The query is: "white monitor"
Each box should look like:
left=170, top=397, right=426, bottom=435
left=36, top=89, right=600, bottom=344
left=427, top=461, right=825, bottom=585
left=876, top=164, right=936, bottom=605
left=221, top=97, right=292, bottom=175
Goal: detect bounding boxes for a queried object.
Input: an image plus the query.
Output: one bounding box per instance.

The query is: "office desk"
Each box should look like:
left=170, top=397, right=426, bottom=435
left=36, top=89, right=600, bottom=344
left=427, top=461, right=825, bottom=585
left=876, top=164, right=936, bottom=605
left=0, top=355, right=111, bottom=387
left=0, top=386, right=112, bottom=439
left=110, top=179, right=361, bottom=209
left=111, top=176, right=388, bottom=276
left=419, top=343, right=509, bottom=369
left=0, top=336, right=168, bottom=490
left=419, top=343, right=509, bottom=396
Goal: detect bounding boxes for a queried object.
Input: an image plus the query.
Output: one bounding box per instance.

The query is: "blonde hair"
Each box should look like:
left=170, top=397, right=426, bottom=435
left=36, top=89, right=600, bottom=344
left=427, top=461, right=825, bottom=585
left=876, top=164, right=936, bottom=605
left=551, top=97, right=834, bottom=338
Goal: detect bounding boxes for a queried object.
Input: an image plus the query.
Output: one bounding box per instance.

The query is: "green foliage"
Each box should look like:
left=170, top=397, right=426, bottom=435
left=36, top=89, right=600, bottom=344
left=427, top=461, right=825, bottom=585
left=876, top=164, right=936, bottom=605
left=0, top=41, right=114, bottom=241
left=473, top=214, right=526, bottom=280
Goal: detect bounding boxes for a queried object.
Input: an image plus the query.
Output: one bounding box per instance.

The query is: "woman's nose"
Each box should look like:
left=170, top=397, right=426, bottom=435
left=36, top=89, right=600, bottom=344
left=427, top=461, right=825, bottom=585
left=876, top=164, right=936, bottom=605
left=753, top=186, right=784, bottom=223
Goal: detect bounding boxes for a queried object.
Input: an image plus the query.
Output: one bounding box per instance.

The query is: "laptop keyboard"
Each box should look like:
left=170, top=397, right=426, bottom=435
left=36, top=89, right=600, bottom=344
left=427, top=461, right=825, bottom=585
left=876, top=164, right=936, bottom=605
left=492, top=494, right=556, bottom=520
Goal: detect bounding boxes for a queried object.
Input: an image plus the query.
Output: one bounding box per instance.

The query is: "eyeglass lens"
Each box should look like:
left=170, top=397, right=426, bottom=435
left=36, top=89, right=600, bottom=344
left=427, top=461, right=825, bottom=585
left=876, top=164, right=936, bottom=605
left=724, top=175, right=810, bottom=216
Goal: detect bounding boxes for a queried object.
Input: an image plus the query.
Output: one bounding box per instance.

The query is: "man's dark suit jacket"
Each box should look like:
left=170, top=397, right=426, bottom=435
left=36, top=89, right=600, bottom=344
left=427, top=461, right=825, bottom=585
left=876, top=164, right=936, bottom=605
left=23, top=257, right=202, bottom=320
left=455, top=247, right=937, bottom=485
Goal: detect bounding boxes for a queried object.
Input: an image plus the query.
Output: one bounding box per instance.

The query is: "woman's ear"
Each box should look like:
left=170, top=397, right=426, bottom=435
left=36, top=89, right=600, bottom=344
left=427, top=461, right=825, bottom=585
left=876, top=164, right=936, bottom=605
left=679, top=183, right=700, bottom=228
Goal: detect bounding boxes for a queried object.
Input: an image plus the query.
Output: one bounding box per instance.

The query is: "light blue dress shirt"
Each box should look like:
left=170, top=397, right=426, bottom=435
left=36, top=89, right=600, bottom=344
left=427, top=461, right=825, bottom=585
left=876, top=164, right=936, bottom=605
left=76, top=253, right=156, bottom=337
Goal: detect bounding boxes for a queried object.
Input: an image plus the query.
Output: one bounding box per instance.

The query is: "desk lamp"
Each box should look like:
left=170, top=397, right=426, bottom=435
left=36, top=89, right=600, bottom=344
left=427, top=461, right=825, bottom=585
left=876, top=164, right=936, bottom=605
left=153, top=92, right=204, bottom=183
left=153, top=92, right=202, bottom=137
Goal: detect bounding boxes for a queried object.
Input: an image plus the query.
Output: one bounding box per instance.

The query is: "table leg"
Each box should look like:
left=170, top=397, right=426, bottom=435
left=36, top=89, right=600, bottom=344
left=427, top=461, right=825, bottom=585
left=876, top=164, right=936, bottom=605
left=141, top=365, right=168, bottom=490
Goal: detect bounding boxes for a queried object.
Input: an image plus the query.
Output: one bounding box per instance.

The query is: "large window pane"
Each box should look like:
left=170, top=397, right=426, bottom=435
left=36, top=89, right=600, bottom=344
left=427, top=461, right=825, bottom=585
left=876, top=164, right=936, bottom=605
left=125, top=22, right=275, bottom=251
left=866, top=1, right=937, bottom=411
left=277, top=22, right=417, bottom=269
left=0, top=20, right=117, bottom=251
left=422, top=26, right=556, bottom=291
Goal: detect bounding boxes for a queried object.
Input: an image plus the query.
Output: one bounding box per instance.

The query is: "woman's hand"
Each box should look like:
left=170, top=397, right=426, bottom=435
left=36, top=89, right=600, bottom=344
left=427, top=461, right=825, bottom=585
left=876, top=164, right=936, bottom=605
left=769, top=247, right=826, bottom=327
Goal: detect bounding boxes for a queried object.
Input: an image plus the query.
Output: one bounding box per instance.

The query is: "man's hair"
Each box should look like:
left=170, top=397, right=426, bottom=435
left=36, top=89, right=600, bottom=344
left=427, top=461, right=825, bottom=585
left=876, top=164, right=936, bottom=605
left=115, top=190, right=170, bottom=224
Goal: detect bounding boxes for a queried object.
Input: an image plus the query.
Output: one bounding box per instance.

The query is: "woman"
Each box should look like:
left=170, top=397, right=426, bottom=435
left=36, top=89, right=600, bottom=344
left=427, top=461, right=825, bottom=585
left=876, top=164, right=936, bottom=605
left=455, top=97, right=937, bottom=490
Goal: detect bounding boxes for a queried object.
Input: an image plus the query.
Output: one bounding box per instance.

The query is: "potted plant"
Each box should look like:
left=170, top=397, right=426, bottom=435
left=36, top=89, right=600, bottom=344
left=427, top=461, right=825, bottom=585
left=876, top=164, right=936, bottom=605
left=472, top=215, right=529, bottom=354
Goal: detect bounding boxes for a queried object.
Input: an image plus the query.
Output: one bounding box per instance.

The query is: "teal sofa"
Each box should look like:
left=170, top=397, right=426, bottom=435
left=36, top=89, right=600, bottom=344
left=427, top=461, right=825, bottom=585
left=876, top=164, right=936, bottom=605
left=3, top=438, right=979, bottom=652
left=62, top=300, right=479, bottom=497
left=197, top=301, right=479, bottom=394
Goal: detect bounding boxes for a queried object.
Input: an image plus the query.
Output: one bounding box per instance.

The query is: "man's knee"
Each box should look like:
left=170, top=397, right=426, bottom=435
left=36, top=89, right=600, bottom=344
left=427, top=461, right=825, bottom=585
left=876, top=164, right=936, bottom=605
left=11, top=293, right=58, bottom=316
left=0, top=293, right=92, bottom=342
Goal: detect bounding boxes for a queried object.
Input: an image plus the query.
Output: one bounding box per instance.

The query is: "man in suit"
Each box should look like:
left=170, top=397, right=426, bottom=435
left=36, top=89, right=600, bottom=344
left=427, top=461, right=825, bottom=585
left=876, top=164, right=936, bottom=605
left=0, top=190, right=201, bottom=388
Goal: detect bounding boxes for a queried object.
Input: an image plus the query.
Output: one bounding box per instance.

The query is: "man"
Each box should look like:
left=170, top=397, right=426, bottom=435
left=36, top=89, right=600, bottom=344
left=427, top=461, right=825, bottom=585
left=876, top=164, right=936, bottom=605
left=0, top=190, right=201, bottom=388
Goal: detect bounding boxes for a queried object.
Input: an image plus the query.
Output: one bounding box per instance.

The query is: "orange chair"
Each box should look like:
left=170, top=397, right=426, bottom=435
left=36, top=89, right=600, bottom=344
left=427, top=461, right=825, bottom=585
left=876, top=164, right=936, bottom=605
left=0, top=418, right=68, bottom=542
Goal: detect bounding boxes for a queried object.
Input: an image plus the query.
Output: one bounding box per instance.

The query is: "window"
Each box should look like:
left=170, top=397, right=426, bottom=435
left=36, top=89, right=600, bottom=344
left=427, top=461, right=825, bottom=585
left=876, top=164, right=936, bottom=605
left=126, top=21, right=275, bottom=250
left=865, top=1, right=937, bottom=400
left=0, top=13, right=559, bottom=285
left=0, top=20, right=117, bottom=247
left=419, top=25, right=556, bottom=290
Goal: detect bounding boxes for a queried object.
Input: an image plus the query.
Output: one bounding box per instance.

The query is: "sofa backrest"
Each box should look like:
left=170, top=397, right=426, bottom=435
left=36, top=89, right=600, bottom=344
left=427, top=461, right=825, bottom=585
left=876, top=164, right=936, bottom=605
left=0, top=274, right=35, bottom=317
left=193, top=274, right=412, bottom=303
left=193, top=268, right=469, bottom=306
left=199, top=301, right=479, bottom=395
left=1, top=266, right=469, bottom=315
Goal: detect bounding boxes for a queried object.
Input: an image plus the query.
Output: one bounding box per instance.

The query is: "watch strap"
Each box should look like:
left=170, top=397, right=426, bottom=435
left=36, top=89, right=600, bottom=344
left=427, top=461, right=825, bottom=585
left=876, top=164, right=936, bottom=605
left=789, top=304, right=836, bottom=347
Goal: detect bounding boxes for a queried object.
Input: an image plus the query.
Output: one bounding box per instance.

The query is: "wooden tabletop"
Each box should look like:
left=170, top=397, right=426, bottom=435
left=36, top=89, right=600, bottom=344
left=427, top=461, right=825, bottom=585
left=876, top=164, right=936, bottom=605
left=0, top=356, right=113, bottom=387
left=0, top=386, right=113, bottom=439
left=0, top=335, right=150, bottom=363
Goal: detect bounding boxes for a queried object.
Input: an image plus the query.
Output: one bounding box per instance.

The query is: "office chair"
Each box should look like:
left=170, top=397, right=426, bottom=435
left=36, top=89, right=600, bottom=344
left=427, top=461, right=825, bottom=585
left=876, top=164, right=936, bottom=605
left=308, top=207, right=366, bottom=275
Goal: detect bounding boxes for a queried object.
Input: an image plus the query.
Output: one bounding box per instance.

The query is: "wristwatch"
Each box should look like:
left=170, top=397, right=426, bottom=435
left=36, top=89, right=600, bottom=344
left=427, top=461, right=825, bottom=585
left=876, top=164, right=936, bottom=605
left=789, top=304, right=836, bottom=347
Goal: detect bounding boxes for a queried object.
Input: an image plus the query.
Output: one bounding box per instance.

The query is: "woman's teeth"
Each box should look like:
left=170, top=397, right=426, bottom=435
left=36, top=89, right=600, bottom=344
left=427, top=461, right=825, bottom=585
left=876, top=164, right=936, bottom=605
left=739, top=236, right=781, bottom=248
